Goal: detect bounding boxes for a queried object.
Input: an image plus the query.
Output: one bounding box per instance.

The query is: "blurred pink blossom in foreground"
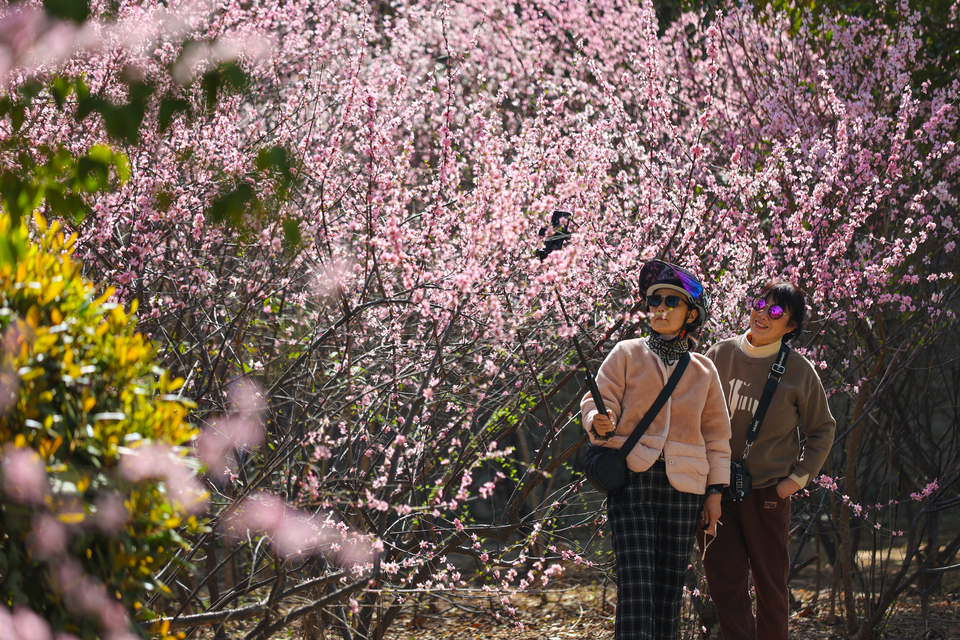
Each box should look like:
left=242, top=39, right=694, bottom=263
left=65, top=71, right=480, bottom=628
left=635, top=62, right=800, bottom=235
left=0, top=364, right=18, bottom=415
left=28, top=514, right=68, bottom=559
left=2, top=446, right=49, bottom=505
left=229, top=379, right=267, bottom=418
left=0, top=605, right=52, bottom=640
left=312, top=258, right=356, bottom=299
left=55, top=559, right=130, bottom=634
left=118, top=443, right=206, bottom=514
left=221, top=492, right=374, bottom=567
left=0, top=323, right=25, bottom=415
left=93, top=493, right=129, bottom=535
left=196, top=380, right=266, bottom=479
left=0, top=3, right=271, bottom=87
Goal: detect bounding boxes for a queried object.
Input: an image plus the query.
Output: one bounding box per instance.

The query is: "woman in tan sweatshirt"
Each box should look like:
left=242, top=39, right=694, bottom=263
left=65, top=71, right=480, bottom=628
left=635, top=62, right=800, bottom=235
left=581, top=260, right=731, bottom=640
left=698, top=280, right=836, bottom=640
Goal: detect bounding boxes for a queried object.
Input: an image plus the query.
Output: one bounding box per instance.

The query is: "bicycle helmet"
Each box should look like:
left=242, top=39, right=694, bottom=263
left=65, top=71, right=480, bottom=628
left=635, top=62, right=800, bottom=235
left=637, top=260, right=710, bottom=332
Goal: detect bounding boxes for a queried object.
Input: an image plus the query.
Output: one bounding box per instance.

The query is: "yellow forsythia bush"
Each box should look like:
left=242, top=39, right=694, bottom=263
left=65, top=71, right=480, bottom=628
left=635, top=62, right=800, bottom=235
left=0, top=212, right=206, bottom=638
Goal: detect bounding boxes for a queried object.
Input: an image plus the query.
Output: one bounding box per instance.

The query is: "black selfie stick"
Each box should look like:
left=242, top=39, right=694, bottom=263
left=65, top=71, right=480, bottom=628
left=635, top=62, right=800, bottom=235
left=555, top=293, right=607, bottom=418
left=538, top=210, right=608, bottom=422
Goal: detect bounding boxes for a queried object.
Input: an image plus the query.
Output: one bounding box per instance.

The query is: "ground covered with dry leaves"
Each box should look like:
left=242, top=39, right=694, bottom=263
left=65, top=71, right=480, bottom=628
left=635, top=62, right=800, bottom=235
left=379, top=577, right=960, bottom=640
left=198, top=569, right=960, bottom=639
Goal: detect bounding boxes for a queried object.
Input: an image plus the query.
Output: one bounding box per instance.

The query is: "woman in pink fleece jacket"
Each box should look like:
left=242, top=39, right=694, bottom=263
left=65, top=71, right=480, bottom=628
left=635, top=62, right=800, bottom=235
left=582, top=261, right=731, bottom=640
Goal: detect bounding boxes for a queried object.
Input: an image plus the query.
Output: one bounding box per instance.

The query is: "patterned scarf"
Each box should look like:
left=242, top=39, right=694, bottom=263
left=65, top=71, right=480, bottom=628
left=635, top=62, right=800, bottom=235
left=647, top=331, right=691, bottom=366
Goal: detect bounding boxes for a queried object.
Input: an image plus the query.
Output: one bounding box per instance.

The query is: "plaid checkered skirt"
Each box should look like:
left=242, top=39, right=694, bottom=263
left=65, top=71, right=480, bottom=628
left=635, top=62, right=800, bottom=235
left=607, top=460, right=702, bottom=640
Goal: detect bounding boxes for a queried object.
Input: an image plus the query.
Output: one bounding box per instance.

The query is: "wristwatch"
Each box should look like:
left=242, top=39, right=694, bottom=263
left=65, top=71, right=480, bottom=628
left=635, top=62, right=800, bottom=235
left=706, top=485, right=724, bottom=496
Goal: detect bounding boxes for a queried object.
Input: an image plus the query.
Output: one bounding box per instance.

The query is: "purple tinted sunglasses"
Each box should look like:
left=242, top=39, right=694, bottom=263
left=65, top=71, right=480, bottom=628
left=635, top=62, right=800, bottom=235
left=752, top=298, right=785, bottom=319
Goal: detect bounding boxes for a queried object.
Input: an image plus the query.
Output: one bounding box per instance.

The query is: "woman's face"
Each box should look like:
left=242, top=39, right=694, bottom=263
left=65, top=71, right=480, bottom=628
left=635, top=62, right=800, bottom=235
left=648, top=287, right=697, bottom=336
left=749, top=296, right=798, bottom=347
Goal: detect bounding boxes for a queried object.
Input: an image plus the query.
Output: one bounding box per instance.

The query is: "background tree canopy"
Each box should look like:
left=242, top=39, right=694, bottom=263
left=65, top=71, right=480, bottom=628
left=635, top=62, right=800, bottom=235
left=0, top=0, right=958, bottom=638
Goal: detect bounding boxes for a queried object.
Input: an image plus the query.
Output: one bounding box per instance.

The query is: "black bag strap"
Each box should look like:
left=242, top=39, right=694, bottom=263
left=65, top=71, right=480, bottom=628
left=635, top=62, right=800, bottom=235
left=615, top=351, right=691, bottom=462
left=742, top=342, right=791, bottom=460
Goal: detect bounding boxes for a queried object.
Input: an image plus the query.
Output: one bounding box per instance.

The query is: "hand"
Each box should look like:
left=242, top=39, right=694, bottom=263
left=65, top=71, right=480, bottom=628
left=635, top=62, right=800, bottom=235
left=592, top=410, right=616, bottom=437
left=701, top=493, right=722, bottom=537
left=776, top=477, right=801, bottom=499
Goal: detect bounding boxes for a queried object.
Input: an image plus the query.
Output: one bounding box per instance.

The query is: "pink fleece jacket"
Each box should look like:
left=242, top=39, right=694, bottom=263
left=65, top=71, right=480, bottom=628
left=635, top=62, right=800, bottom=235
left=581, top=338, right=732, bottom=494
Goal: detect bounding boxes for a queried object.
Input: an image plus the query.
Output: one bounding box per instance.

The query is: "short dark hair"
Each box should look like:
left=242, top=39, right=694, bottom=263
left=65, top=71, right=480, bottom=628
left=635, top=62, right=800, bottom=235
left=757, top=280, right=806, bottom=342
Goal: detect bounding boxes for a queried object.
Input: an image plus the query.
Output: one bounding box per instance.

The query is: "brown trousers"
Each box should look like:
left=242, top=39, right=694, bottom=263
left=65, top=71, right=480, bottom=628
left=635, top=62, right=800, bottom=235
left=697, top=484, right=791, bottom=640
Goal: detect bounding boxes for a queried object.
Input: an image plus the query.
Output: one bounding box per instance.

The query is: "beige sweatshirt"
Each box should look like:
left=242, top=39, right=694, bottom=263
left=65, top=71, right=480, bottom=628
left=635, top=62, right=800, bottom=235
left=705, top=334, right=836, bottom=489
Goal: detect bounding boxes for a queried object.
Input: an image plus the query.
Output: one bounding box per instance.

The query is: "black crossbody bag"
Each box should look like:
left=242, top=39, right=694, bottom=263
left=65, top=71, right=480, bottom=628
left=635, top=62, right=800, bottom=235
left=723, top=343, right=790, bottom=502
left=582, top=352, right=691, bottom=494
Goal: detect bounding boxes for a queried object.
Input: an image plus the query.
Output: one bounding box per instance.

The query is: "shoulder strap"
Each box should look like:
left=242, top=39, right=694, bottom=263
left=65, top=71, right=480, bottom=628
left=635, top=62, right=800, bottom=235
left=743, top=342, right=791, bottom=459
left=616, top=351, right=691, bottom=462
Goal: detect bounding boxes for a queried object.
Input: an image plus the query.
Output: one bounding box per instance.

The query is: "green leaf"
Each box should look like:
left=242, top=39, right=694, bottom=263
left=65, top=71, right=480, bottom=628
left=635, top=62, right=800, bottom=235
left=63, top=192, right=92, bottom=225
left=1, top=173, right=41, bottom=227
left=201, top=69, right=222, bottom=114
left=201, top=61, right=249, bottom=113
left=74, top=77, right=90, bottom=100
left=42, top=0, right=90, bottom=23
left=44, top=188, right=68, bottom=218
left=86, top=144, right=114, bottom=165
left=51, top=77, right=73, bottom=108
left=154, top=190, right=173, bottom=212
left=77, top=154, right=111, bottom=192
left=256, top=146, right=291, bottom=174
left=114, top=151, right=130, bottom=183
left=0, top=229, right=28, bottom=269
left=21, top=80, right=43, bottom=101
left=208, top=183, right=254, bottom=225
left=282, top=218, right=302, bottom=248
left=158, top=97, right=191, bottom=133
left=75, top=95, right=104, bottom=122
left=221, top=60, right=248, bottom=91
left=101, top=103, right=145, bottom=145
left=10, top=103, right=25, bottom=132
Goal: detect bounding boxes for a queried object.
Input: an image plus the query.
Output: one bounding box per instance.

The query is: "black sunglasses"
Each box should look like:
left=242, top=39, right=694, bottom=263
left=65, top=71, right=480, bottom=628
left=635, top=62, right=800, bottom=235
left=647, top=294, right=687, bottom=309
